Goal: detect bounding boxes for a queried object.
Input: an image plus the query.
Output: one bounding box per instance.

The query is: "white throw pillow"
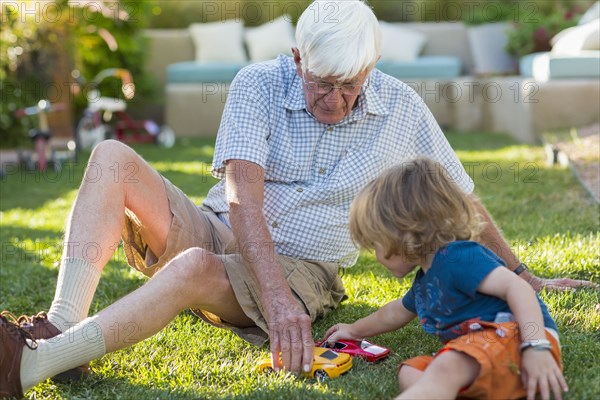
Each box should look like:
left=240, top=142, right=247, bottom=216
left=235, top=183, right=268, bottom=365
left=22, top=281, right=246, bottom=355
left=245, top=15, right=296, bottom=62
left=467, top=22, right=517, bottom=75
left=552, top=18, right=600, bottom=55
left=189, top=20, right=247, bottom=63
left=379, top=21, right=427, bottom=62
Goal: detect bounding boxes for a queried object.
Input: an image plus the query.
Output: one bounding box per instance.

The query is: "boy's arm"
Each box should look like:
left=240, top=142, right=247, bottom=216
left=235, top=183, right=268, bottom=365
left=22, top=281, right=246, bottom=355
left=324, top=299, right=416, bottom=343
left=477, top=267, right=568, bottom=400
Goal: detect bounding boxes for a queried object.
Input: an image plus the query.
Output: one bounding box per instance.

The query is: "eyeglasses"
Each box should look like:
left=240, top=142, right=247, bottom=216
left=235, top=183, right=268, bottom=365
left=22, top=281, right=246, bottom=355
left=302, top=73, right=369, bottom=96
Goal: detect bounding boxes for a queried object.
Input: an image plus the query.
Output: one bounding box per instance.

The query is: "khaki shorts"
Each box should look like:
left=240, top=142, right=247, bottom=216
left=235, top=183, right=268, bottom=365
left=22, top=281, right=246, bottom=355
left=400, top=321, right=562, bottom=399
left=122, top=176, right=347, bottom=346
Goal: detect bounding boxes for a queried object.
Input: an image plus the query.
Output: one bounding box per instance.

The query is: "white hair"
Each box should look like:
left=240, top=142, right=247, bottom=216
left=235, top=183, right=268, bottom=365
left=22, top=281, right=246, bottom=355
left=295, top=0, right=381, bottom=81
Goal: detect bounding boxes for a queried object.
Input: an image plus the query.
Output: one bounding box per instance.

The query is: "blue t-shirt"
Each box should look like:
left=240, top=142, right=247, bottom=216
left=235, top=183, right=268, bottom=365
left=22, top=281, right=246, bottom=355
left=402, top=241, right=557, bottom=342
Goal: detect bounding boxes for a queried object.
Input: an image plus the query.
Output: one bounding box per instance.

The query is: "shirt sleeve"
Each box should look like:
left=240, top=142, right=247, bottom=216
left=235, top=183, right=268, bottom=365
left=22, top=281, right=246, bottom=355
left=411, top=93, right=474, bottom=195
left=211, top=67, right=272, bottom=179
left=401, top=283, right=417, bottom=313
left=439, top=242, right=506, bottom=298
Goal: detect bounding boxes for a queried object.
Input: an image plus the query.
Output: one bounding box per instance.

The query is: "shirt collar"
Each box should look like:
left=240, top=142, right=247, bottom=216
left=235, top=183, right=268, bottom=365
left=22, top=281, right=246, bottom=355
left=283, top=73, right=307, bottom=111
left=283, top=72, right=389, bottom=119
left=362, top=82, right=389, bottom=116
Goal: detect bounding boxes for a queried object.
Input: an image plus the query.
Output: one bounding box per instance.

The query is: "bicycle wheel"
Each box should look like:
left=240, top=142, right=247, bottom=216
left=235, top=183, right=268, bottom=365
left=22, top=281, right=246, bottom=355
left=76, top=115, right=107, bottom=150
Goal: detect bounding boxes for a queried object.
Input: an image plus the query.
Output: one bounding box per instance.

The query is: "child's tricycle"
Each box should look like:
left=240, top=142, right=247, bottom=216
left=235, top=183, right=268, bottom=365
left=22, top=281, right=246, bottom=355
left=75, top=68, right=175, bottom=150
left=14, top=100, right=76, bottom=172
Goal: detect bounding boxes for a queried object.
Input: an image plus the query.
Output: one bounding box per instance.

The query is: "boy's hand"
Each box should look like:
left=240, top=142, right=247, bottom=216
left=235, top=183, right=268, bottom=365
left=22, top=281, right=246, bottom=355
left=323, top=323, right=361, bottom=344
left=521, top=349, right=568, bottom=400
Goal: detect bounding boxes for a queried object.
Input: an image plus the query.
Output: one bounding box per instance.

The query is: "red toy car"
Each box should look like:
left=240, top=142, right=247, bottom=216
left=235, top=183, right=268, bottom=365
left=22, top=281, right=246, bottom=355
left=316, top=339, right=390, bottom=363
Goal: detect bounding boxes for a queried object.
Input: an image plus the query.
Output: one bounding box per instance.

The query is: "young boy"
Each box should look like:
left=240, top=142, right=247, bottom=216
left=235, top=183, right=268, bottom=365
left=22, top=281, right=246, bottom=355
left=324, top=157, right=567, bottom=400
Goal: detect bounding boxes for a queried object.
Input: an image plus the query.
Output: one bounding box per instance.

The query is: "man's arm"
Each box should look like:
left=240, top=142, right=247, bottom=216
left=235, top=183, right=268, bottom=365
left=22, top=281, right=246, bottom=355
left=225, top=159, right=314, bottom=374
left=472, top=195, right=594, bottom=291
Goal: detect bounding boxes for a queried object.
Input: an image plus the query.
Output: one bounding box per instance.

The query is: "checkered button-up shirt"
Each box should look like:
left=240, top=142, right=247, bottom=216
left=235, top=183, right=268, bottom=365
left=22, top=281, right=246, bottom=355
left=203, top=55, right=474, bottom=267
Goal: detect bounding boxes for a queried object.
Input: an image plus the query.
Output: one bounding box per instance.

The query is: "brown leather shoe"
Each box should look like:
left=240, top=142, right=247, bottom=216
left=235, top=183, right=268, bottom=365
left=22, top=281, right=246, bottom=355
left=0, top=312, right=35, bottom=399
left=17, top=312, right=91, bottom=382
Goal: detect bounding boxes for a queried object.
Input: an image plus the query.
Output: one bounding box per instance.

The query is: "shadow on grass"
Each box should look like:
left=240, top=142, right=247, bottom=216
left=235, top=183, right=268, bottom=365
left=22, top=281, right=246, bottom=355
left=46, top=374, right=354, bottom=400
left=38, top=374, right=209, bottom=400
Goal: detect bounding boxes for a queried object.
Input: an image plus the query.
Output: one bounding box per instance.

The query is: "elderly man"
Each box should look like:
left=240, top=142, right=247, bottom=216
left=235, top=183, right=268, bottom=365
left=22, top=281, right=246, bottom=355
left=0, top=1, right=589, bottom=397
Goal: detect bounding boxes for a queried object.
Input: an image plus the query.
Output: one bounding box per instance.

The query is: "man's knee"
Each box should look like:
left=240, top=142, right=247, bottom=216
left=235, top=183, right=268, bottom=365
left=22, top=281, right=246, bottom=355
left=87, top=140, right=150, bottom=190
left=90, top=139, right=136, bottom=164
left=168, top=247, right=225, bottom=285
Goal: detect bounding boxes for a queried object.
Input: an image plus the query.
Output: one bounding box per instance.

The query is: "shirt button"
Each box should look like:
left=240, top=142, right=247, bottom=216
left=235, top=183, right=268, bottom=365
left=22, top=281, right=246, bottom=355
left=271, top=222, right=279, bottom=228
left=319, top=168, right=326, bottom=174
left=296, top=188, right=304, bottom=192
left=327, top=127, right=334, bottom=132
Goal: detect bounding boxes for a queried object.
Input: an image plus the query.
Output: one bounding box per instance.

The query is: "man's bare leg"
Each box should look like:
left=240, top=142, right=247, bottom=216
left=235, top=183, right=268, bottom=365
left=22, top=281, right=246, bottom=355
left=21, top=246, right=253, bottom=391
left=100, top=247, right=254, bottom=352
left=46, top=140, right=173, bottom=332
left=65, top=139, right=172, bottom=269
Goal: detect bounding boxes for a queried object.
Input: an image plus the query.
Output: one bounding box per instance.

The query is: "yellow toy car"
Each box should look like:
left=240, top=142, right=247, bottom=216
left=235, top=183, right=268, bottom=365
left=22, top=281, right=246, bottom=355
left=257, top=347, right=352, bottom=382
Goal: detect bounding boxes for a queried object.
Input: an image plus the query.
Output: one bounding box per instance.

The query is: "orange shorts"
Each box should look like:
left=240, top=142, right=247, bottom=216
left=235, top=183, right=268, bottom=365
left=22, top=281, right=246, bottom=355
left=400, top=321, right=562, bottom=400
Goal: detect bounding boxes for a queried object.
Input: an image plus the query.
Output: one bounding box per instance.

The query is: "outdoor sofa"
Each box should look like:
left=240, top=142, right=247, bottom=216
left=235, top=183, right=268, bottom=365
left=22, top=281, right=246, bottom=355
left=143, top=16, right=599, bottom=143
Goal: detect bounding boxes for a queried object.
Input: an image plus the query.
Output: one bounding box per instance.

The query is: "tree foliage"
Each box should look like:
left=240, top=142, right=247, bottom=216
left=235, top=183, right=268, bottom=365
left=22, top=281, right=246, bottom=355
left=1, top=0, right=154, bottom=147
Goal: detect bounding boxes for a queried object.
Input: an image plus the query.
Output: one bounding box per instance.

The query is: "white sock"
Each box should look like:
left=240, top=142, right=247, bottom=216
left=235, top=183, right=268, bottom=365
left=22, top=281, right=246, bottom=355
left=20, top=317, right=106, bottom=392
left=47, top=258, right=101, bottom=332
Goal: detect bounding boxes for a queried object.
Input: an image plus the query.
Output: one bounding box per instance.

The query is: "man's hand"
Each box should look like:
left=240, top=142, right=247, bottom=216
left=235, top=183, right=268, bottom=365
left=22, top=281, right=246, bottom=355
left=522, top=271, right=598, bottom=292
left=267, top=292, right=314, bottom=374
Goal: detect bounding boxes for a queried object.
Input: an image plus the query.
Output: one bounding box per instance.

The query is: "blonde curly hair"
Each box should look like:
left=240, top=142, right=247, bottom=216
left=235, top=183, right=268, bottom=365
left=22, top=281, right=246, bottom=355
left=349, top=157, right=484, bottom=261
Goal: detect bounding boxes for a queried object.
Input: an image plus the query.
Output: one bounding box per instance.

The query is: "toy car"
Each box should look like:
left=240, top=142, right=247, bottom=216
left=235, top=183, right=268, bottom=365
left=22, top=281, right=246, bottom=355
left=316, top=339, right=390, bottom=363
left=257, top=347, right=352, bottom=382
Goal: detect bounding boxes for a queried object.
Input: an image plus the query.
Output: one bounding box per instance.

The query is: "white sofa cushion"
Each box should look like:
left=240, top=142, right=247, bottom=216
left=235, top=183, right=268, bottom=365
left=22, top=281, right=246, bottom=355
left=551, top=18, right=600, bottom=55
left=245, top=16, right=296, bottom=62
left=467, top=22, right=517, bottom=75
left=379, top=21, right=427, bottom=61
left=189, top=20, right=247, bottom=63
left=530, top=51, right=600, bottom=82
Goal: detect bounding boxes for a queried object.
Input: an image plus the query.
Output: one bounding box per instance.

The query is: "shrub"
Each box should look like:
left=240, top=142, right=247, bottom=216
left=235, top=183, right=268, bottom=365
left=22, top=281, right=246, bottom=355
left=0, top=0, right=154, bottom=147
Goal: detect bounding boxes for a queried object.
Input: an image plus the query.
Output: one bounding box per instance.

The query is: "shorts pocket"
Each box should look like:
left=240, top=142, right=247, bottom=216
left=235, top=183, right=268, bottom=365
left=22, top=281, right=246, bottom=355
left=285, top=261, right=345, bottom=321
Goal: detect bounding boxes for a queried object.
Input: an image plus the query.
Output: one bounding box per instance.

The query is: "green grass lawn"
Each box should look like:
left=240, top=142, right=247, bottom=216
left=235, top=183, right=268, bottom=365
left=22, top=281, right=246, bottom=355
left=1, top=132, right=599, bottom=399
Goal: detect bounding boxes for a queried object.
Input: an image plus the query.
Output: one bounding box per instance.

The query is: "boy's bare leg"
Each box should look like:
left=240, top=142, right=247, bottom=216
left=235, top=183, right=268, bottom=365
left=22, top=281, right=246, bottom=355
left=398, top=365, right=424, bottom=391
left=395, top=350, right=480, bottom=400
